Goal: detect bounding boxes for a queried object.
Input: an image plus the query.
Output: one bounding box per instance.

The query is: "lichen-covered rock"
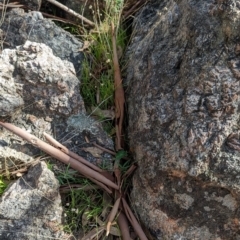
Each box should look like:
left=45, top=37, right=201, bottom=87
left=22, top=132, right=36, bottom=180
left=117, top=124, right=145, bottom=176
left=0, top=161, right=69, bottom=240
left=0, top=40, right=80, bottom=166
left=0, top=8, right=83, bottom=73
left=0, top=41, right=113, bottom=172
left=0, top=41, right=84, bottom=118
left=0, top=59, right=24, bottom=116
left=0, top=8, right=114, bottom=240
left=126, top=0, right=240, bottom=239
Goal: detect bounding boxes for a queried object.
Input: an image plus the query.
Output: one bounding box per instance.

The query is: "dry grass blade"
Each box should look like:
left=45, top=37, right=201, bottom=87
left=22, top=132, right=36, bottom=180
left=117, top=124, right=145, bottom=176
left=0, top=2, right=24, bottom=9
left=122, top=0, right=150, bottom=19
left=122, top=198, right=148, bottom=240
left=41, top=12, right=79, bottom=26
left=8, top=167, right=27, bottom=176
left=122, top=164, right=137, bottom=180
left=0, top=121, right=119, bottom=190
left=106, top=197, right=121, bottom=236
left=0, top=158, right=39, bottom=176
left=101, top=192, right=112, bottom=219
left=88, top=176, right=112, bottom=194
left=81, top=226, right=105, bottom=240
left=59, top=184, right=101, bottom=193
left=44, top=132, right=103, bottom=173
left=45, top=0, right=95, bottom=27
left=92, top=142, right=116, bottom=156
left=111, top=22, right=125, bottom=151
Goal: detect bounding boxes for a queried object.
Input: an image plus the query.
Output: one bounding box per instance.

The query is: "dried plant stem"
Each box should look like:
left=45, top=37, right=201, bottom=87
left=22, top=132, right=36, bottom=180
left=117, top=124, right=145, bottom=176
left=0, top=2, right=24, bottom=9
left=44, top=132, right=103, bottom=173
left=60, top=184, right=101, bottom=193
left=0, top=117, right=147, bottom=238
left=122, top=164, right=137, bottom=180
left=44, top=132, right=114, bottom=182
left=0, top=121, right=118, bottom=190
left=122, top=198, right=148, bottom=240
left=106, top=198, right=121, bottom=236
left=88, top=176, right=112, bottom=194
left=82, top=226, right=105, bottom=240
left=92, top=142, right=116, bottom=156
left=117, top=212, right=132, bottom=240
left=112, top=22, right=125, bottom=151
left=45, top=0, right=95, bottom=27
left=122, top=0, right=149, bottom=19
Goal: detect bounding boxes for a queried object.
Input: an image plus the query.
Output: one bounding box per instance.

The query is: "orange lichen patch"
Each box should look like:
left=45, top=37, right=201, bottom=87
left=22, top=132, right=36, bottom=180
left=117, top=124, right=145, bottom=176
left=148, top=209, right=185, bottom=236
left=224, top=218, right=240, bottom=232
left=169, top=170, right=187, bottom=179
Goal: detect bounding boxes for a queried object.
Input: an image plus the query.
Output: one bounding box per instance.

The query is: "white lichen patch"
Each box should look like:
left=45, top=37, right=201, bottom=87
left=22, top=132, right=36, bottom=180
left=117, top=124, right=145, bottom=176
left=203, top=206, right=211, bottom=212
left=204, top=192, right=237, bottom=211
left=67, top=114, right=98, bottom=134
left=222, top=194, right=237, bottom=211
left=174, top=193, right=194, bottom=210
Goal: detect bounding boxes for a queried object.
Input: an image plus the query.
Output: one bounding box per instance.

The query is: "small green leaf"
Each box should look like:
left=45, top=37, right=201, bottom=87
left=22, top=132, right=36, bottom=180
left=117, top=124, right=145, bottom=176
left=0, top=176, right=8, bottom=195
left=115, top=150, right=127, bottom=161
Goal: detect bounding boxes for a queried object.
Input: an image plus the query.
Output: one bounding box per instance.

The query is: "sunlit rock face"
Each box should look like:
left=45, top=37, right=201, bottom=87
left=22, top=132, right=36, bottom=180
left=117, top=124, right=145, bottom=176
left=126, top=0, right=240, bottom=239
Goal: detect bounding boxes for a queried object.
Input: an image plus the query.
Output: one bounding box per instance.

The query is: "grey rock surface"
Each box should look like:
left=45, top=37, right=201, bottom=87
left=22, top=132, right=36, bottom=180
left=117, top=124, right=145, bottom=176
left=0, top=7, right=113, bottom=240
left=0, top=41, right=113, bottom=175
left=126, top=0, right=240, bottom=239
left=0, top=59, right=24, bottom=117
left=0, top=161, right=69, bottom=239
left=0, top=8, right=83, bottom=74
left=0, top=41, right=83, bottom=118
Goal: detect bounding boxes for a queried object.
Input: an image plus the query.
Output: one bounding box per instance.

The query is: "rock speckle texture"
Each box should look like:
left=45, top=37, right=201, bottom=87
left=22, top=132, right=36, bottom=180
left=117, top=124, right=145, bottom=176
left=0, top=41, right=84, bottom=118
left=0, top=9, right=114, bottom=238
left=0, top=161, right=69, bottom=239
left=126, top=0, right=240, bottom=239
left=0, top=8, right=83, bottom=74
left=0, top=40, right=113, bottom=176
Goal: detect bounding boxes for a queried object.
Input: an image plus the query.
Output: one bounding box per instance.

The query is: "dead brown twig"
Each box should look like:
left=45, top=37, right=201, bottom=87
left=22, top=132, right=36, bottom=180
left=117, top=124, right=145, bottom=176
left=92, top=142, right=116, bottom=156
left=0, top=2, right=24, bottom=10
left=122, top=198, right=148, bottom=240
left=44, top=132, right=103, bottom=173
left=117, top=212, right=132, bottom=239
left=0, top=121, right=118, bottom=191
left=122, top=0, right=150, bottom=20
left=112, top=22, right=125, bottom=151
left=59, top=184, right=101, bottom=193
left=0, top=120, right=148, bottom=239
left=45, top=0, right=95, bottom=28
left=106, top=197, right=121, bottom=236
left=110, top=22, right=147, bottom=240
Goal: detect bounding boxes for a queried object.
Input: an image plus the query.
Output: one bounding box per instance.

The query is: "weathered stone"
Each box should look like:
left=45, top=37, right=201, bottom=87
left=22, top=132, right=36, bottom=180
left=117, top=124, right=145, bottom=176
left=0, top=7, right=114, bottom=240
left=0, top=41, right=83, bottom=118
left=0, top=41, right=113, bottom=174
left=0, top=8, right=83, bottom=73
left=126, top=0, right=240, bottom=239
left=0, top=161, right=69, bottom=239
left=0, top=59, right=24, bottom=116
